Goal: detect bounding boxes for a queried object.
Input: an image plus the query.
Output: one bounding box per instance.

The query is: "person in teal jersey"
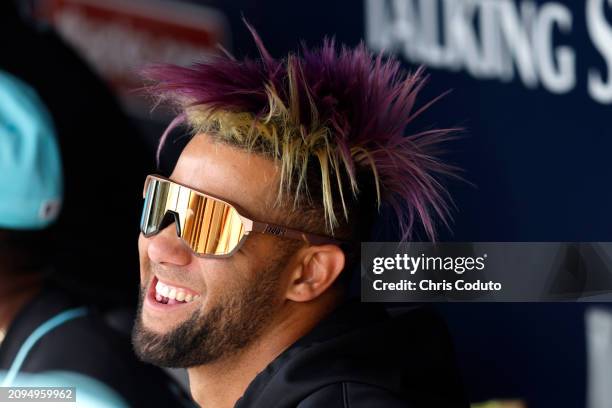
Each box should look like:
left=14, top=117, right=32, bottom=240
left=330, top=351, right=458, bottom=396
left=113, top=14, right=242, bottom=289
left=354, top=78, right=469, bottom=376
left=0, top=70, right=194, bottom=407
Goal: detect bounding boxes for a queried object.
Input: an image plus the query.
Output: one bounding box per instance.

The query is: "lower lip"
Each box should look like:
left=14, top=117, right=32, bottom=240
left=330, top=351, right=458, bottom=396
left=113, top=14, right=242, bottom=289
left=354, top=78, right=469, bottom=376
left=144, top=276, right=199, bottom=313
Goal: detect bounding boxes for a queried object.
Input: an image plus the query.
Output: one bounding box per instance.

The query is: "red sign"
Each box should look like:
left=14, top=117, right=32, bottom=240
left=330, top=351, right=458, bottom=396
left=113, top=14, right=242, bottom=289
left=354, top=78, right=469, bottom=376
left=36, top=0, right=230, bottom=95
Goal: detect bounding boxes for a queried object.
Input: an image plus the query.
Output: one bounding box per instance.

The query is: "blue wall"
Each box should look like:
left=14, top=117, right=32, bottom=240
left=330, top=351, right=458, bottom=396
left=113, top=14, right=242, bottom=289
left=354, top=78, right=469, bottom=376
left=191, top=1, right=612, bottom=405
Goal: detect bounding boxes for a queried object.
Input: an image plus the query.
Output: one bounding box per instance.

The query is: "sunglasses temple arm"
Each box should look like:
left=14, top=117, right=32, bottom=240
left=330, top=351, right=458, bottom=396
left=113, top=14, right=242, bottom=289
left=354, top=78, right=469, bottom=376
left=249, top=221, right=345, bottom=246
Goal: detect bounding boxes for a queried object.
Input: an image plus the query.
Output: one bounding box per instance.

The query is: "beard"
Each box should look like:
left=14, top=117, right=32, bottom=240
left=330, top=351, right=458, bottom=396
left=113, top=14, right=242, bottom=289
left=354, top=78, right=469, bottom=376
left=131, top=260, right=284, bottom=368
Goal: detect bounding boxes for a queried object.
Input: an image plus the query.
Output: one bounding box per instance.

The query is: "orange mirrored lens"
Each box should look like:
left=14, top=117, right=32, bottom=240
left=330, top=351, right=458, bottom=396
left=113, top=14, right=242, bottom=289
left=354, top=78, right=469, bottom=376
left=141, top=178, right=246, bottom=256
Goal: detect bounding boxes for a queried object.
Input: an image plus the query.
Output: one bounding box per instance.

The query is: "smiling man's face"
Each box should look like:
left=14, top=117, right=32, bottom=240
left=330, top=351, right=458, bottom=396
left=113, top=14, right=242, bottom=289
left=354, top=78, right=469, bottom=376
left=132, top=134, right=297, bottom=367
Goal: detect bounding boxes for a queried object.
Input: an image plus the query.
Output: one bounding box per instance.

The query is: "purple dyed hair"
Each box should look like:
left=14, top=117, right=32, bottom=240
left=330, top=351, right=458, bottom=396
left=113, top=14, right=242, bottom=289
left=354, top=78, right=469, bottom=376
left=142, top=23, right=459, bottom=241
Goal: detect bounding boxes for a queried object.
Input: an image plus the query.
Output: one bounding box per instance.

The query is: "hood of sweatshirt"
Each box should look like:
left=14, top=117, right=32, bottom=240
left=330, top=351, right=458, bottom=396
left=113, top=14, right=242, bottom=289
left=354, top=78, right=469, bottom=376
left=236, top=301, right=468, bottom=408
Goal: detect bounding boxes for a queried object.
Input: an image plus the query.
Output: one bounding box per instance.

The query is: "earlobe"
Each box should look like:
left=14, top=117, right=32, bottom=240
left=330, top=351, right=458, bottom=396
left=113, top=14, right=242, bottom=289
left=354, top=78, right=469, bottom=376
left=285, top=245, right=345, bottom=303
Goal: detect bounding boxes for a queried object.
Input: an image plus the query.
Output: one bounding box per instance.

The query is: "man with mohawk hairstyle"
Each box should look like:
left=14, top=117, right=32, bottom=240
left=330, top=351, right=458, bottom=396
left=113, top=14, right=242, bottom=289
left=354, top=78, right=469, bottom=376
left=132, top=24, right=468, bottom=408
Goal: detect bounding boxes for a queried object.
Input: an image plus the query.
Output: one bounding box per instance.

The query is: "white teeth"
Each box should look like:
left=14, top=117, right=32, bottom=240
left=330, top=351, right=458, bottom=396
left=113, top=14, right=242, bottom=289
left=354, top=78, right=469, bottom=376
left=154, top=280, right=198, bottom=303
left=155, top=281, right=169, bottom=297
left=168, top=288, right=176, bottom=300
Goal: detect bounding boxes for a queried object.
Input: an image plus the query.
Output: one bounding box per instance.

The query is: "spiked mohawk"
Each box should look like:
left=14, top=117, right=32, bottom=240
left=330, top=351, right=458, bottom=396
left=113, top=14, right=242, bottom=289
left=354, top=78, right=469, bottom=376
left=143, top=25, right=458, bottom=241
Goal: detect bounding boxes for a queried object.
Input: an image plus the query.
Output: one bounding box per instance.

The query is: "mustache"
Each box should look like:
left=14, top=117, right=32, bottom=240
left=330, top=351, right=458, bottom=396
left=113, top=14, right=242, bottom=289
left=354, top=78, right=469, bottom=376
left=143, top=258, right=204, bottom=289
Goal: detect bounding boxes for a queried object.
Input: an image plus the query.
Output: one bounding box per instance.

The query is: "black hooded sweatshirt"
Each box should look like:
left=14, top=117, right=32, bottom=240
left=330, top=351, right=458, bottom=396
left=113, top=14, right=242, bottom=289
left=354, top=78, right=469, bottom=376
left=235, top=301, right=469, bottom=408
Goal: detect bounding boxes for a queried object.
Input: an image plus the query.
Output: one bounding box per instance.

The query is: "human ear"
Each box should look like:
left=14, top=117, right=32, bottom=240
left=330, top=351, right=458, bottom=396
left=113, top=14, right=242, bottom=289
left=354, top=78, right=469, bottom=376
left=285, top=245, right=345, bottom=302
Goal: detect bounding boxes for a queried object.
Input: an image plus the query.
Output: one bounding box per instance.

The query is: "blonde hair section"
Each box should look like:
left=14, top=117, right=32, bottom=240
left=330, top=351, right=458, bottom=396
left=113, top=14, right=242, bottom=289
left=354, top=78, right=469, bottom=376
left=184, top=66, right=377, bottom=236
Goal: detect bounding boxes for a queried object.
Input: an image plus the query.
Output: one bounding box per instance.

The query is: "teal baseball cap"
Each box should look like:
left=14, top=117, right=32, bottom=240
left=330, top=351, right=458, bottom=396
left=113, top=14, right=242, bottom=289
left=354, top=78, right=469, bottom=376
left=0, top=70, right=63, bottom=230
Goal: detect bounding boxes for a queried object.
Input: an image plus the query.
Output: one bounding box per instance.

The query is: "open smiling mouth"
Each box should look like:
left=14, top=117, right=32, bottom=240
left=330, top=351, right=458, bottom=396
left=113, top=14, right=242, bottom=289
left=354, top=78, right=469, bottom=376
left=149, top=276, right=201, bottom=306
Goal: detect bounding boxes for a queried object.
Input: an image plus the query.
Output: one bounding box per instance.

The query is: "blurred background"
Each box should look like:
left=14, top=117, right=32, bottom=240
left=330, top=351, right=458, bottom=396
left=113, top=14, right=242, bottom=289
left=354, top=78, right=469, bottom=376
left=3, top=0, right=612, bottom=407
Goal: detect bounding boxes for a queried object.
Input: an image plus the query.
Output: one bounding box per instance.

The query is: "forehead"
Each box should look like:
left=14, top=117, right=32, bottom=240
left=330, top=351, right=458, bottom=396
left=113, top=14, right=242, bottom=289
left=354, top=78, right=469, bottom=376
left=170, top=133, right=280, bottom=220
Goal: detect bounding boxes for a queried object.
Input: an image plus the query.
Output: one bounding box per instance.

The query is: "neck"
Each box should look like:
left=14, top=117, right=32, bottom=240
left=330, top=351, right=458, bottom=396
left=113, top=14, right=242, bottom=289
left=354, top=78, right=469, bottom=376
left=187, top=293, right=340, bottom=408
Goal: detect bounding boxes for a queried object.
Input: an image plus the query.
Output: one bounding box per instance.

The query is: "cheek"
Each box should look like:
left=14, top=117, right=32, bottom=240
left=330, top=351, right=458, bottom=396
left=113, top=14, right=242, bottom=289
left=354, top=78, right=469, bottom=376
left=241, top=234, right=275, bottom=263
left=195, top=257, right=254, bottom=306
left=138, top=235, right=151, bottom=284
left=138, top=234, right=147, bottom=255
left=198, top=259, right=239, bottom=295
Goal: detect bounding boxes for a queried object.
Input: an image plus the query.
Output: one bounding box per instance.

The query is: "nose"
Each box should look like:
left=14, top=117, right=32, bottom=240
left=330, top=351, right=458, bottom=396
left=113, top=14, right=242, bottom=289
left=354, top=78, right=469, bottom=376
left=145, top=220, right=192, bottom=266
